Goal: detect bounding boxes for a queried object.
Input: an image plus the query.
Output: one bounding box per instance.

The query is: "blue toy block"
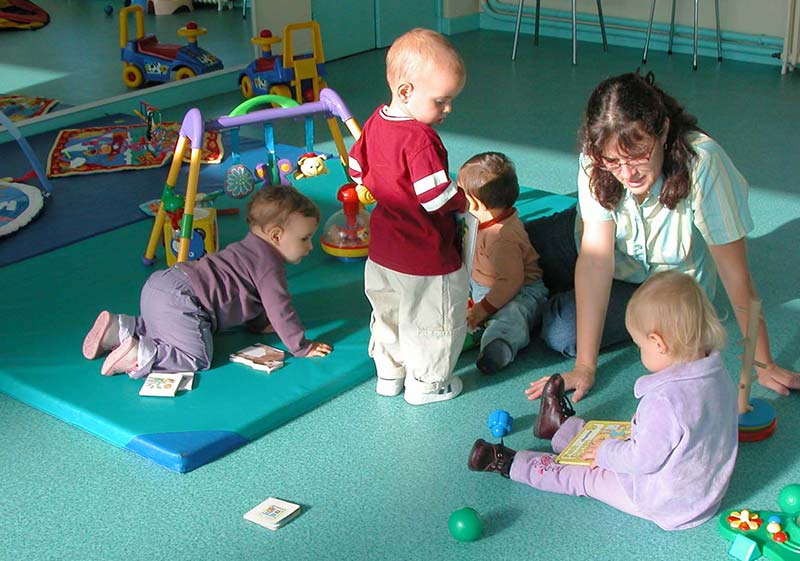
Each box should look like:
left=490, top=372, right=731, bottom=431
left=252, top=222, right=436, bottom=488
left=129, top=0, right=148, bottom=9
left=728, top=534, right=761, bottom=561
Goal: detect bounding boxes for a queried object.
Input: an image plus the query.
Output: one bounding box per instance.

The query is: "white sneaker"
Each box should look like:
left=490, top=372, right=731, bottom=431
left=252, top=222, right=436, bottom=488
left=403, top=376, right=463, bottom=406
left=376, top=377, right=404, bottom=396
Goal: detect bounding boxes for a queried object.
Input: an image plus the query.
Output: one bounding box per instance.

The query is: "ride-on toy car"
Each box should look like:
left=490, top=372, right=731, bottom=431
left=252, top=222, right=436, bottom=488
left=119, top=4, right=223, bottom=88
left=238, top=21, right=327, bottom=102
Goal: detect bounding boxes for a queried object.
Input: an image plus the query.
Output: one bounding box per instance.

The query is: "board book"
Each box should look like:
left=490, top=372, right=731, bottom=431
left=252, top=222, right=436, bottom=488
left=555, top=420, right=631, bottom=466
left=243, top=497, right=301, bottom=530
left=229, top=344, right=285, bottom=373
left=139, top=372, right=195, bottom=397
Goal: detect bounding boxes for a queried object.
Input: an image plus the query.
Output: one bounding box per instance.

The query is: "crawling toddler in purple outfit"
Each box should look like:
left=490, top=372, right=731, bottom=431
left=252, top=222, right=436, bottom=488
left=82, top=185, right=332, bottom=378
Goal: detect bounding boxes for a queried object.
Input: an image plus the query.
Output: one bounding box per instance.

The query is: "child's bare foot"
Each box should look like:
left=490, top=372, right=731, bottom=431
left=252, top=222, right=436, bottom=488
left=82, top=311, right=120, bottom=360
left=101, top=336, right=139, bottom=375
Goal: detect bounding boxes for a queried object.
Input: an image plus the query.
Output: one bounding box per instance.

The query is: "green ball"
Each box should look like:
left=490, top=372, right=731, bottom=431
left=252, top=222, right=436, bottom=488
left=777, top=484, right=800, bottom=514
left=448, top=507, right=483, bottom=542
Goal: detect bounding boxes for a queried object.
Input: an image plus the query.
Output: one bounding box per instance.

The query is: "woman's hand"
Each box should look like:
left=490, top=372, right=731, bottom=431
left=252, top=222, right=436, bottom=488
left=524, top=364, right=596, bottom=402
left=756, top=362, right=800, bottom=396
left=305, top=341, right=333, bottom=357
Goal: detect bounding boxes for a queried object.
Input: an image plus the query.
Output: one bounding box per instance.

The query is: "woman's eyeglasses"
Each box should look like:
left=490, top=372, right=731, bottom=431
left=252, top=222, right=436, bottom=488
left=595, top=140, right=657, bottom=172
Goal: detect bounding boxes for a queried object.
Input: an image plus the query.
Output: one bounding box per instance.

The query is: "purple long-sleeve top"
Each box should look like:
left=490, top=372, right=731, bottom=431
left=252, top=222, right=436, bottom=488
left=596, top=351, right=738, bottom=530
left=176, top=232, right=312, bottom=356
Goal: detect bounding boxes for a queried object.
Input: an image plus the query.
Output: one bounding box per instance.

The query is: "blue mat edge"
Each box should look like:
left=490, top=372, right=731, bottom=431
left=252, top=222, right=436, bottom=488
left=123, top=366, right=372, bottom=473
left=126, top=431, right=250, bottom=473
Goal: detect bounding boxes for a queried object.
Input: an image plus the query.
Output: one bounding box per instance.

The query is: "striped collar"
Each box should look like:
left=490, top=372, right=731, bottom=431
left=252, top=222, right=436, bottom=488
left=379, top=105, right=413, bottom=122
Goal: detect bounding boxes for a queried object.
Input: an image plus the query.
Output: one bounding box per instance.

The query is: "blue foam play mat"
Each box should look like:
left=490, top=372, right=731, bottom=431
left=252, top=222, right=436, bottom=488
left=0, top=156, right=575, bottom=472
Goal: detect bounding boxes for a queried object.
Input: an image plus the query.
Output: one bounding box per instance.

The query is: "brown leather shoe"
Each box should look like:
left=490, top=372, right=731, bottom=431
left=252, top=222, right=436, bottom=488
left=467, top=438, right=516, bottom=478
left=533, top=373, right=575, bottom=439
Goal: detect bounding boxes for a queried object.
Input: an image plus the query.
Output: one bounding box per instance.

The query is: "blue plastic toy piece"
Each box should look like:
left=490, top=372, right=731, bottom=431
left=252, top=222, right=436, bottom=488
left=487, top=409, right=513, bottom=439
left=728, top=534, right=761, bottom=561
left=739, top=397, right=777, bottom=429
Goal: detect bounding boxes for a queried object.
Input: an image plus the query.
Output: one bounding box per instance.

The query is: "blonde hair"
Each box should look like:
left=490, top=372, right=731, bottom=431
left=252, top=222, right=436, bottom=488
left=246, top=185, right=320, bottom=230
left=386, top=28, right=465, bottom=90
left=625, top=270, right=727, bottom=363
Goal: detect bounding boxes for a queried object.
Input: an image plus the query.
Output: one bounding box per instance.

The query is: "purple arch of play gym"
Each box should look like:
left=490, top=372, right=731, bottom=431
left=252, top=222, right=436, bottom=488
left=211, top=88, right=354, bottom=130
left=179, top=108, right=205, bottom=150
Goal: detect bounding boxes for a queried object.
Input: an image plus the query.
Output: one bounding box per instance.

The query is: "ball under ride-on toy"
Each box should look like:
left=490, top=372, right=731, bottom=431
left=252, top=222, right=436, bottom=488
left=448, top=507, right=483, bottom=542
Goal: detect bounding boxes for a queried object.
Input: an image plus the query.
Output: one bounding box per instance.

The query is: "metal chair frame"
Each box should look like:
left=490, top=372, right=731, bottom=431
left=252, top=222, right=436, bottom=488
left=642, top=0, right=721, bottom=70
left=512, top=0, right=608, bottom=65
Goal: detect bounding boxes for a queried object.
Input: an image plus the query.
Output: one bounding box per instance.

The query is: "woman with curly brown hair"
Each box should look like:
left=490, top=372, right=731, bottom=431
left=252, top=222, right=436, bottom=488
left=524, top=71, right=799, bottom=404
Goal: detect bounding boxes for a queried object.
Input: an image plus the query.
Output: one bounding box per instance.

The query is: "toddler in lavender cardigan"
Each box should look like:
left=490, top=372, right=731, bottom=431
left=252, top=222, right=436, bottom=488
left=468, top=270, right=738, bottom=530
left=82, top=185, right=332, bottom=378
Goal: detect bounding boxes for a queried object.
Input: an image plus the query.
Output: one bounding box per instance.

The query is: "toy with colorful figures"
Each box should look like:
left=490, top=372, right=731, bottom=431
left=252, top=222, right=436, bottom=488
left=320, top=183, right=369, bottom=261
left=144, top=88, right=362, bottom=265
left=119, top=4, right=223, bottom=89
left=718, top=483, right=800, bottom=561
left=294, top=152, right=328, bottom=180
left=239, top=21, right=328, bottom=103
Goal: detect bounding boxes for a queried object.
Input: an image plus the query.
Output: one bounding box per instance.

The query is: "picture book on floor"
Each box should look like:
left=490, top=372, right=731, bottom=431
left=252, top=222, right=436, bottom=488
left=230, top=343, right=285, bottom=373
left=243, top=497, right=301, bottom=531
left=139, top=372, right=195, bottom=397
left=555, top=420, right=631, bottom=466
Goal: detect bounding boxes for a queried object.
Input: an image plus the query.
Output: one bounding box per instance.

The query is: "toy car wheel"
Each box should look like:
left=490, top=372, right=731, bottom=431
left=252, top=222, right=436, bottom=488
left=240, top=76, right=254, bottom=99
left=122, top=64, right=144, bottom=88
left=268, top=84, right=292, bottom=106
left=175, top=67, right=196, bottom=81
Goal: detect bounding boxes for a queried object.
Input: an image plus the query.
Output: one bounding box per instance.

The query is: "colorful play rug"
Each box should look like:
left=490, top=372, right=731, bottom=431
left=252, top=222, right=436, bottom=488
left=0, top=0, right=49, bottom=30
left=46, top=121, right=223, bottom=178
left=0, top=94, right=58, bottom=121
left=0, top=165, right=576, bottom=473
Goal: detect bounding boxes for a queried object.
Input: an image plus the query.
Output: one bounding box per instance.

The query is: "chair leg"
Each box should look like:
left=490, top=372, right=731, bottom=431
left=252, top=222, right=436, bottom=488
left=714, top=0, right=722, bottom=60
left=642, top=0, right=656, bottom=63
left=572, top=0, right=577, bottom=65
left=693, top=0, right=699, bottom=70
left=534, top=0, right=541, bottom=46
left=511, top=0, right=524, bottom=61
left=668, top=0, right=676, bottom=53
left=596, top=0, right=608, bottom=52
